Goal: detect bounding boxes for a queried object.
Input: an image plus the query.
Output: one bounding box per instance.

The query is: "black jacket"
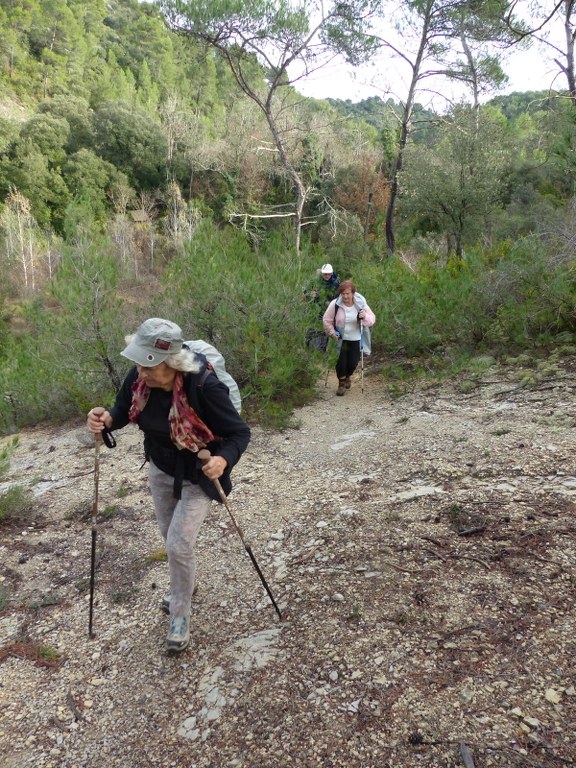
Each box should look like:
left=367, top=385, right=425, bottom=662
left=108, top=358, right=250, bottom=501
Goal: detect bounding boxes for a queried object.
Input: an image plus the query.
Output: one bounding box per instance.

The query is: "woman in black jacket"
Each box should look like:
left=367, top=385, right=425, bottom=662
left=86, top=318, right=250, bottom=652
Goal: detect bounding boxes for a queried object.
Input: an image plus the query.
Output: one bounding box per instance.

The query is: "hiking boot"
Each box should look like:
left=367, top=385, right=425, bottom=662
left=160, top=583, right=198, bottom=615
left=344, top=377, right=352, bottom=389
left=337, top=379, right=346, bottom=396
left=166, top=615, right=190, bottom=652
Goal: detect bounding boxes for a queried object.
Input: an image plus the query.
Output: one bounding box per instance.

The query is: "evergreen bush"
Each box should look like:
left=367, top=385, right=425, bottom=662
left=2, top=217, right=576, bottom=434
left=157, top=221, right=323, bottom=426
left=0, top=485, right=34, bottom=526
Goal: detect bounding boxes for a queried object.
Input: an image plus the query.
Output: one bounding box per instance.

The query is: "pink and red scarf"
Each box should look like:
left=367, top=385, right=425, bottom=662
left=128, top=372, right=217, bottom=451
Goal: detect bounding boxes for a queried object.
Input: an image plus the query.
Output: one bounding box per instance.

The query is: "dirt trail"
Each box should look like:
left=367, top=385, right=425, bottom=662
left=1, top=360, right=575, bottom=768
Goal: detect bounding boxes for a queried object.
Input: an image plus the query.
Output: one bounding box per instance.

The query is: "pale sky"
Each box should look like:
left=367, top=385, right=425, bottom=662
left=292, top=29, right=567, bottom=106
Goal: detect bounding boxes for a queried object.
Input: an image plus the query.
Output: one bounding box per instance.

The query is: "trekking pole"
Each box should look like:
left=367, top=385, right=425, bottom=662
left=88, top=425, right=115, bottom=639
left=326, top=330, right=341, bottom=387
left=88, top=432, right=102, bottom=639
left=360, top=327, right=365, bottom=394
left=198, top=449, right=282, bottom=620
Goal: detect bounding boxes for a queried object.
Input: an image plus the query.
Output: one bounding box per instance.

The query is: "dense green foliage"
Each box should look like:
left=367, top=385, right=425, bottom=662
left=2, top=216, right=576, bottom=434
left=1, top=0, right=576, bottom=434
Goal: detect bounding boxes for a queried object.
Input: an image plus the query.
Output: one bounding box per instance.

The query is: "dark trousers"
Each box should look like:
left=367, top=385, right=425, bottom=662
left=336, top=340, right=361, bottom=379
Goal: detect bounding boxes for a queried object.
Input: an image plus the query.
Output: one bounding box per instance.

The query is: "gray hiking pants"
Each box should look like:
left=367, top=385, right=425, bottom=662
left=148, top=460, right=212, bottom=618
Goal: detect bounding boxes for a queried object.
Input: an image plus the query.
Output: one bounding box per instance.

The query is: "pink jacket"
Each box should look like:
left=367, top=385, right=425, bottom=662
left=322, top=293, right=376, bottom=338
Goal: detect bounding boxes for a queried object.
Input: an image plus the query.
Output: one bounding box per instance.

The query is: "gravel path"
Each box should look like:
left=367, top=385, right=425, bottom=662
left=1, top=359, right=575, bottom=767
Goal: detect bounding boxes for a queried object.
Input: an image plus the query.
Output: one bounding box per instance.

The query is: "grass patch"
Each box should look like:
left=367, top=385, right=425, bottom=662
left=111, top=588, right=135, bottom=604
left=0, top=437, right=19, bottom=480
left=345, top=604, right=363, bottom=623
left=101, top=504, right=120, bottom=518
left=0, top=641, right=63, bottom=668
left=145, top=548, right=168, bottom=563
left=75, top=578, right=90, bottom=593
left=457, top=379, right=481, bottom=394
left=0, top=485, right=34, bottom=526
left=28, top=592, right=63, bottom=609
left=0, top=586, right=9, bottom=610
left=38, top=645, right=62, bottom=662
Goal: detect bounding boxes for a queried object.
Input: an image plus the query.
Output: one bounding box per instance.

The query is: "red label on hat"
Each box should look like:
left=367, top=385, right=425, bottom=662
left=154, top=338, right=171, bottom=350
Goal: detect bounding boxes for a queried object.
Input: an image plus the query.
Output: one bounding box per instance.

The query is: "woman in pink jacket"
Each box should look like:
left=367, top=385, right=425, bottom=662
left=323, top=280, right=376, bottom=396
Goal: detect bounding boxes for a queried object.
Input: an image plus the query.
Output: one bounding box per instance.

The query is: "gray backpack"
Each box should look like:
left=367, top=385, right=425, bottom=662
left=185, top=340, right=242, bottom=413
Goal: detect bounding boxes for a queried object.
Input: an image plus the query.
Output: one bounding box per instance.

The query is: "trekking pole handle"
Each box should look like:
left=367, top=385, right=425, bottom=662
left=197, top=449, right=227, bottom=493
left=88, top=408, right=116, bottom=449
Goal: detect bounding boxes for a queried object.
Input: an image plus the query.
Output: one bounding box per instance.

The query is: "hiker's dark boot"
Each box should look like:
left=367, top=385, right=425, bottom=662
left=337, top=379, right=346, bottom=396
left=344, top=377, right=352, bottom=389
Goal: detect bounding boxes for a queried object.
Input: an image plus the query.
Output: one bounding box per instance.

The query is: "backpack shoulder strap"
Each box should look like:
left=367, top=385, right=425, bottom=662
left=183, top=358, right=213, bottom=409
left=197, top=365, right=212, bottom=389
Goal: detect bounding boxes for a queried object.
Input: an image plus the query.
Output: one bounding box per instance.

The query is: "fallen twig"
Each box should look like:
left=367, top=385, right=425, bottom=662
left=50, top=715, right=68, bottom=732
left=457, top=526, right=486, bottom=537
left=422, top=548, right=448, bottom=562
left=448, top=553, right=492, bottom=569
left=290, top=544, right=322, bottom=565
left=66, top=691, right=85, bottom=721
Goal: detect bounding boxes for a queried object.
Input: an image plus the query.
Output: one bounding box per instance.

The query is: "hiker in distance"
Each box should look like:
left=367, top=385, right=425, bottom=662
left=304, top=263, right=341, bottom=351
left=307, top=263, right=340, bottom=315
left=323, top=280, right=376, bottom=396
left=86, top=318, right=250, bottom=652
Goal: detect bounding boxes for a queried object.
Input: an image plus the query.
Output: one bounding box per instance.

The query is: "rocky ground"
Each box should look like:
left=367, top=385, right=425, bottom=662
left=1, top=355, right=575, bottom=768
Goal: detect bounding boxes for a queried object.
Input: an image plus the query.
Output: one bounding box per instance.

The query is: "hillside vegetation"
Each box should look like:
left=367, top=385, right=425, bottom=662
left=1, top=0, right=576, bottom=433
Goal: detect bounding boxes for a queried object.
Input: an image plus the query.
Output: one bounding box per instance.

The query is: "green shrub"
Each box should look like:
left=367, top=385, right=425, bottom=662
left=157, top=221, right=325, bottom=426
left=0, top=485, right=34, bottom=525
left=37, top=645, right=62, bottom=662
left=116, top=481, right=129, bottom=498
left=2, top=219, right=576, bottom=434
left=0, top=219, right=138, bottom=434
left=0, top=436, right=18, bottom=479
left=0, top=586, right=9, bottom=610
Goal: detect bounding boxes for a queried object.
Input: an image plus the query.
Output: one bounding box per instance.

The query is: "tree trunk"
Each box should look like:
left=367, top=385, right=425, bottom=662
left=383, top=1, right=432, bottom=256
left=265, top=107, right=308, bottom=255
left=563, top=0, right=576, bottom=106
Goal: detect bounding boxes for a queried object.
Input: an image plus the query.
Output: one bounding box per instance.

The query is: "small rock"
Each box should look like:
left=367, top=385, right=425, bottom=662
left=523, top=716, right=540, bottom=728
left=545, top=688, right=561, bottom=704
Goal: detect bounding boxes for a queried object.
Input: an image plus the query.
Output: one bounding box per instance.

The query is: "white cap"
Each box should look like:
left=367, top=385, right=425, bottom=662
left=321, top=263, right=333, bottom=274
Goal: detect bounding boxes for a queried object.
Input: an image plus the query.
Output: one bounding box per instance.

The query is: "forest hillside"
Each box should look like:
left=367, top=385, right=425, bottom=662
left=0, top=0, right=576, bottom=435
